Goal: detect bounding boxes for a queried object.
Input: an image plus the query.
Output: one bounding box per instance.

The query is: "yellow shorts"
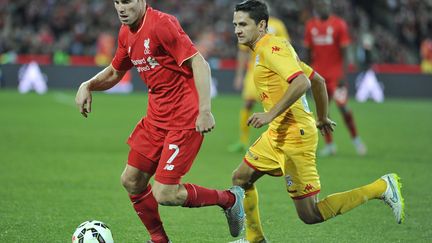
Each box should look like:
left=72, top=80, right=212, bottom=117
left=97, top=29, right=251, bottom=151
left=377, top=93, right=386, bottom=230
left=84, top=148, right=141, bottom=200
left=244, top=128, right=321, bottom=199
left=242, top=70, right=259, bottom=100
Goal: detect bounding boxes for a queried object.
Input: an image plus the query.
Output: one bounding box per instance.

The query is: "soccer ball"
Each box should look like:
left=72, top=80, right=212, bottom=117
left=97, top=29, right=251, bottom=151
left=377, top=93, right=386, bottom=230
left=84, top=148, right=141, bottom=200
left=72, top=220, right=114, bottom=243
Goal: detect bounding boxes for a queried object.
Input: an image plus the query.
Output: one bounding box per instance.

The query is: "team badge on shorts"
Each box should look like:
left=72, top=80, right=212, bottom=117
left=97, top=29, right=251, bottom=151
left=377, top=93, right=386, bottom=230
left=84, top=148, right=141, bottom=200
left=285, top=175, right=293, bottom=187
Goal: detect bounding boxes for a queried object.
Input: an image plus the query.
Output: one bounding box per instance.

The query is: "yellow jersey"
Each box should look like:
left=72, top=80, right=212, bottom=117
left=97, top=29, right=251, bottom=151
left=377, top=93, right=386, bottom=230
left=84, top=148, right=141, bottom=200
left=253, top=34, right=316, bottom=139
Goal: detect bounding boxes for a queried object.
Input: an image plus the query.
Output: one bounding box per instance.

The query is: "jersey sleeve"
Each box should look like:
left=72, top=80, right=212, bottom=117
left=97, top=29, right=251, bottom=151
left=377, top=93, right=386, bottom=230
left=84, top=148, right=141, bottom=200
left=299, top=61, right=315, bottom=79
left=261, top=40, right=303, bottom=83
left=155, top=15, right=198, bottom=66
left=338, top=19, right=351, bottom=47
left=111, top=26, right=133, bottom=71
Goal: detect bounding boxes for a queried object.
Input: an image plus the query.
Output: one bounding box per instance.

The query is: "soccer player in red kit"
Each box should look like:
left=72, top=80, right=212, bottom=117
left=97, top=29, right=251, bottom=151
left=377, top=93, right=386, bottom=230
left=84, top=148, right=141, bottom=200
left=304, top=0, right=366, bottom=156
left=75, top=0, right=245, bottom=242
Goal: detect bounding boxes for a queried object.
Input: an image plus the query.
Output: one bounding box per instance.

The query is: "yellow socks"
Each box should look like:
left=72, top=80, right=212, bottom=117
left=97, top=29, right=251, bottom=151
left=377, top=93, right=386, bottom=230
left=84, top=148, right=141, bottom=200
left=240, top=108, right=250, bottom=147
left=317, top=178, right=387, bottom=220
left=244, top=185, right=265, bottom=242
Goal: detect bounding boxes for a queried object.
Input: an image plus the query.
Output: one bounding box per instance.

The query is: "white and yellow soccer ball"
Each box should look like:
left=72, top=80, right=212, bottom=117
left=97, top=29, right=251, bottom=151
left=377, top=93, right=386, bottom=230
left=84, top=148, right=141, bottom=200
left=72, top=220, right=114, bottom=243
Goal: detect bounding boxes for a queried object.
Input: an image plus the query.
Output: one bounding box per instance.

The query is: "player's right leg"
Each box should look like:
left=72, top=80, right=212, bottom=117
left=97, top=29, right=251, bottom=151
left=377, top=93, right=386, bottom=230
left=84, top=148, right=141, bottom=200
left=121, top=158, right=170, bottom=243
left=124, top=118, right=170, bottom=243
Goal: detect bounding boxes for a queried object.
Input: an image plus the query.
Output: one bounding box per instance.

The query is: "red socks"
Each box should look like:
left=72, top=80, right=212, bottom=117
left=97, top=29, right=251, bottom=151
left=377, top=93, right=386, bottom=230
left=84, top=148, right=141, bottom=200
left=182, top=183, right=235, bottom=210
left=129, top=184, right=169, bottom=243
left=342, top=110, right=358, bottom=138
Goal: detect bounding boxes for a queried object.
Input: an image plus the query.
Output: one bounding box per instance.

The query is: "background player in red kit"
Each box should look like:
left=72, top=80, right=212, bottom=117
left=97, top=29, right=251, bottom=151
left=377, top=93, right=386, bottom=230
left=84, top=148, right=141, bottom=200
left=304, top=0, right=366, bottom=156
left=75, top=0, right=245, bottom=242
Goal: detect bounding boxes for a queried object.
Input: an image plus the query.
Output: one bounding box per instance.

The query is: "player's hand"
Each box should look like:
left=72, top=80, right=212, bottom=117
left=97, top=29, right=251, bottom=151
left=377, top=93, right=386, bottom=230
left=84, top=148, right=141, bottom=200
left=247, top=112, right=273, bottom=128
left=316, top=117, right=336, bottom=136
left=196, top=111, right=215, bottom=134
left=75, top=83, right=92, bottom=118
left=233, top=76, right=243, bottom=91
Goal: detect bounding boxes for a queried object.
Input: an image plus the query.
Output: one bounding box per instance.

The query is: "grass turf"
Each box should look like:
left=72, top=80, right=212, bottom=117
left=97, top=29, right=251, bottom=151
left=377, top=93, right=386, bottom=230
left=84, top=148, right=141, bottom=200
left=0, top=89, right=431, bottom=242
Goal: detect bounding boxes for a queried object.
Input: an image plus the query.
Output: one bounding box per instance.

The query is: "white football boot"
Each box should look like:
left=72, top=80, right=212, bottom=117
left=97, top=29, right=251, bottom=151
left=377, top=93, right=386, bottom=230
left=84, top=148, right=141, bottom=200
left=381, top=173, right=405, bottom=224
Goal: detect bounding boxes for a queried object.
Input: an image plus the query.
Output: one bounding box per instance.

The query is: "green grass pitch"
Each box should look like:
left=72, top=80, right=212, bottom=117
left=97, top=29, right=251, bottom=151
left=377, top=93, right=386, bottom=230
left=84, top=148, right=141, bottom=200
left=0, top=89, right=431, bottom=242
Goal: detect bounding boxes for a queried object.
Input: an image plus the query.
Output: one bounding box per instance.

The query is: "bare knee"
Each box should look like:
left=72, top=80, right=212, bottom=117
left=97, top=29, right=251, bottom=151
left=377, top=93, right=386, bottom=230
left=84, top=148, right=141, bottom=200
left=298, top=211, right=323, bottom=224
left=294, top=196, right=324, bottom=224
left=121, top=171, right=147, bottom=194
left=232, top=169, right=250, bottom=188
left=152, top=184, right=184, bottom=206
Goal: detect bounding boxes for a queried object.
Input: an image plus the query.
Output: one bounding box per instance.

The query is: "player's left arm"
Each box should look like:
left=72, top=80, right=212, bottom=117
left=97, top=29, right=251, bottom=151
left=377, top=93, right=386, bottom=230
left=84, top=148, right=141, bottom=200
left=248, top=74, right=310, bottom=128
left=186, top=53, right=215, bottom=134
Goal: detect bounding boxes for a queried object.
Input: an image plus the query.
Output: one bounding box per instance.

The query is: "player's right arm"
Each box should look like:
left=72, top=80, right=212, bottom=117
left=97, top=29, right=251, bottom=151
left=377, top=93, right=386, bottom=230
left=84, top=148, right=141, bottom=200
left=75, top=64, right=126, bottom=118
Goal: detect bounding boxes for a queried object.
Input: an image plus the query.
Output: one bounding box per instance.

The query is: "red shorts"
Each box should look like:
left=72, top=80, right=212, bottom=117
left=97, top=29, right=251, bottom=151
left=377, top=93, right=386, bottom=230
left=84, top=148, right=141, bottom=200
left=324, top=76, right=339, bottom=98
left=127, top=118, right=203, bottom=185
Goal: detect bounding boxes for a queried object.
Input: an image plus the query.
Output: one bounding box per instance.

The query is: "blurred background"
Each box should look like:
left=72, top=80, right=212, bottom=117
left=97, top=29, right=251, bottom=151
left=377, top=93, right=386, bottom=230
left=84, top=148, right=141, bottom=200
left=0, top=0, right=431, bottom=64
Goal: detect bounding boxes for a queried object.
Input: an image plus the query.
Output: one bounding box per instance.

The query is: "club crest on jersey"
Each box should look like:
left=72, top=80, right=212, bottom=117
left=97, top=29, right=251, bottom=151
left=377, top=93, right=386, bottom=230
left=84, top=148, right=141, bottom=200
left=144, top=38, right=151, bottom=55
left=272, top=46, right=281, bottom=53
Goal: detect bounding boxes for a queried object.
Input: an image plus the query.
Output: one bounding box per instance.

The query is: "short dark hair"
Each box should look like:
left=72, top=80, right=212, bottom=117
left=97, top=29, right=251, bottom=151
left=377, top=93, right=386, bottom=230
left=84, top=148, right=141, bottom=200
left=235, top=0, right=269, bottom=27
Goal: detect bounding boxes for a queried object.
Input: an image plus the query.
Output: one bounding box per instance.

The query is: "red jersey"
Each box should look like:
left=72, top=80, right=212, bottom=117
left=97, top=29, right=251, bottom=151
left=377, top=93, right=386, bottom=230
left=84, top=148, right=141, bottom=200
left=304, top=15, right=351, bottom=82
left=112, top=6, right=199, bottom=130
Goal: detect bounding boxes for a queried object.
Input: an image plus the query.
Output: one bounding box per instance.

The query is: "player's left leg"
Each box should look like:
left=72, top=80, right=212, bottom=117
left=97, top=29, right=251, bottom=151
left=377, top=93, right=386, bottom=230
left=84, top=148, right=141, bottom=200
left=292, top=177, right=389, bottom=224
left=151, top=128, right=244, bottom=236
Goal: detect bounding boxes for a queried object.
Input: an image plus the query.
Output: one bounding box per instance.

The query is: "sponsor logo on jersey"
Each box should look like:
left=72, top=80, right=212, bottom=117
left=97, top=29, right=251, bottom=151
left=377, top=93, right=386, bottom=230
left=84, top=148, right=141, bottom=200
left=130, top=38, right=160, bottom=73
left=304, top=184, right=314, bottom=192
left=311, top=26, right=334, bottom=45
left=272, top=46, right=281, bottom=53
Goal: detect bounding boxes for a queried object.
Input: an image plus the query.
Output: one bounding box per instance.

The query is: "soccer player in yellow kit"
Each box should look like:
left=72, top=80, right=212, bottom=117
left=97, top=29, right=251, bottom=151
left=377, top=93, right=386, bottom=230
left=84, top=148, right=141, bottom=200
left=230, top=1, right=405, bottom=242
left=229, top=14, right=290, bottom=152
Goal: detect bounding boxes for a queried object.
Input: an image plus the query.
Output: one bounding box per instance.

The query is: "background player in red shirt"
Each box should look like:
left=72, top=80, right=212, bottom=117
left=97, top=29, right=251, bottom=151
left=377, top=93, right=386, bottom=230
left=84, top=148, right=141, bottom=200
left=75, top=0, right=245, bottom=242
left=304, top=0, right=366, bottom=156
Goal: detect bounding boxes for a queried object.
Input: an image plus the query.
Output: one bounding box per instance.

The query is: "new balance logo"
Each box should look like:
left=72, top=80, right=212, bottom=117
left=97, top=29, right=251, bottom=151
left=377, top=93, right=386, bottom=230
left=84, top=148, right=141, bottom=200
left=164, top=164, right=175, bottom=171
